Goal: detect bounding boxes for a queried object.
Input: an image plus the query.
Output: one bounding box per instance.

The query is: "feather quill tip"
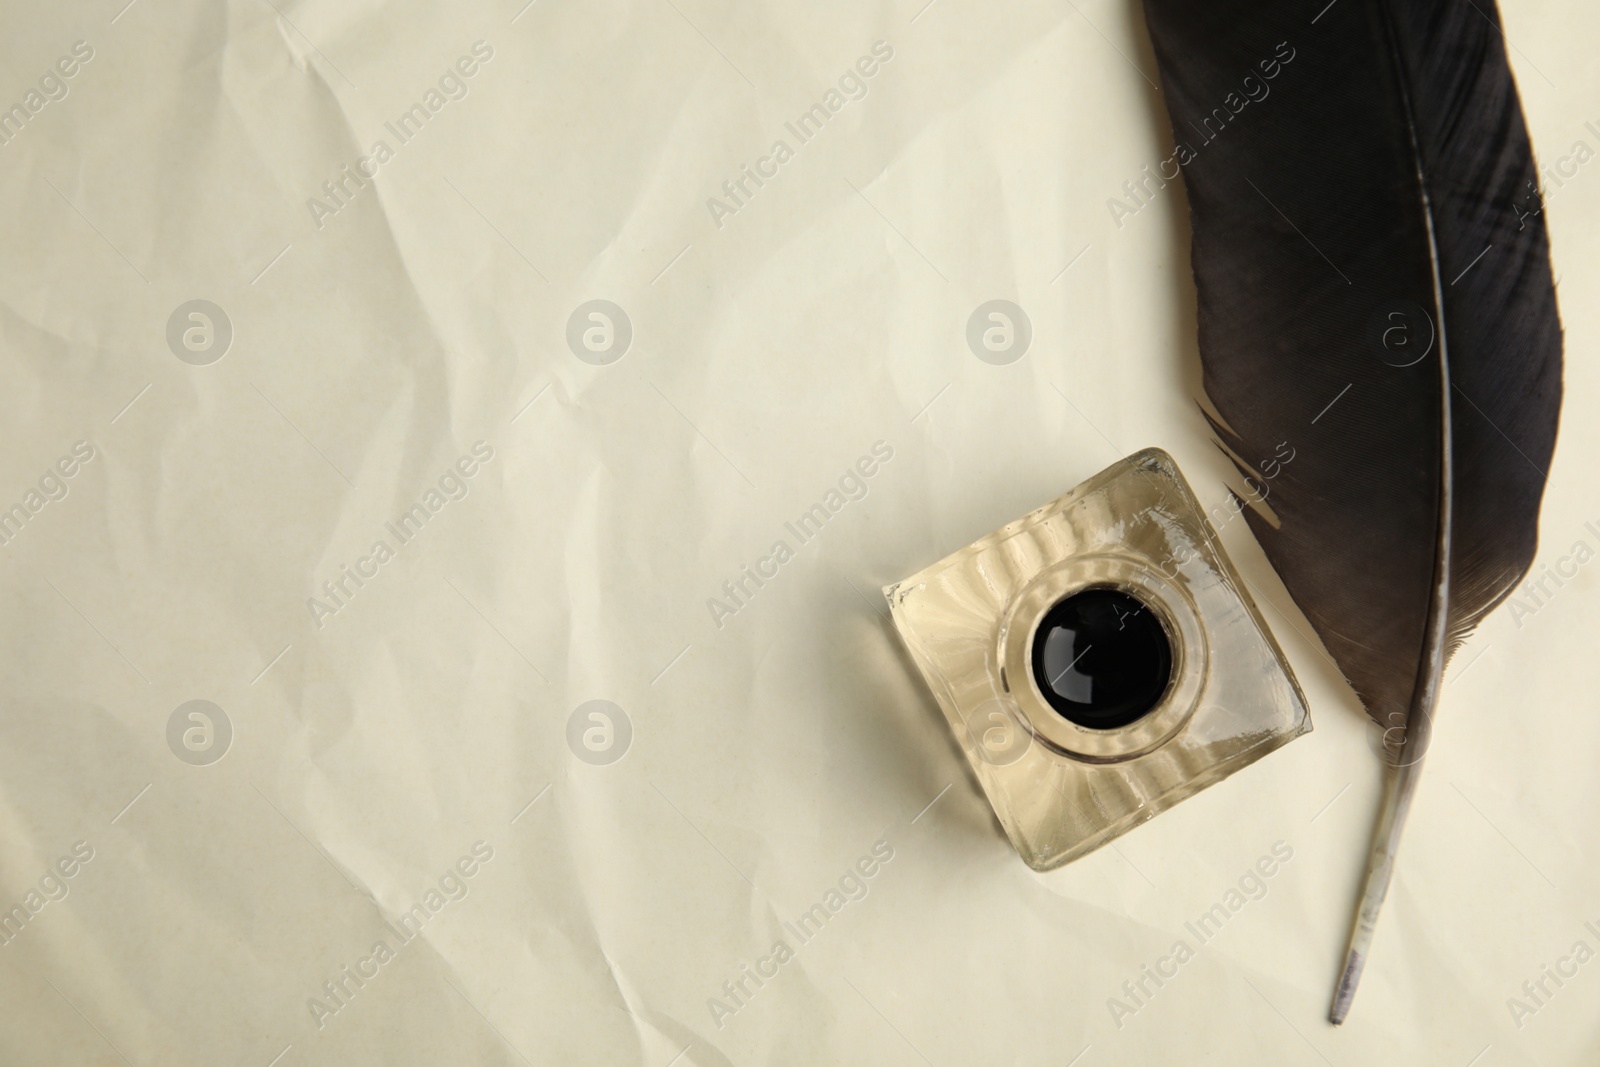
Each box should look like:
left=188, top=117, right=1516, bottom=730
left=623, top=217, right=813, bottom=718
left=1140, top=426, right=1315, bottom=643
left=1329, top=949, right=1364, bottom=1025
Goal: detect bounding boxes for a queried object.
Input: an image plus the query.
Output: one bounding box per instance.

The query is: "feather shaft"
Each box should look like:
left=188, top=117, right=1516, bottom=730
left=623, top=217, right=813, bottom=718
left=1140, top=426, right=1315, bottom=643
left=1330, top=20, right=1457, bottom=1013
left=1331, top=759, right=1423, bottom=1023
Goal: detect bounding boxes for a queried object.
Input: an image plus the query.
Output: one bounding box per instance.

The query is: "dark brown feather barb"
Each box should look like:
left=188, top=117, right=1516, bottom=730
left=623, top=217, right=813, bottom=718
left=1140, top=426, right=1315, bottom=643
left=1138, top=0, right=1563, bottom=1022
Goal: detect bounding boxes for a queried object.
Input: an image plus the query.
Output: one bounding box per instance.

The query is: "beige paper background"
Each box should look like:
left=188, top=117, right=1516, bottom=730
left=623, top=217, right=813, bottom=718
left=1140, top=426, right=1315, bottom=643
left=0, top=0, right=1593, bottom=1064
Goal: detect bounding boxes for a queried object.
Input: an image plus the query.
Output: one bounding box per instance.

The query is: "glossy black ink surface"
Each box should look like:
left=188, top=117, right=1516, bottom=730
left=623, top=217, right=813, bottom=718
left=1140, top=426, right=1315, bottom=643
left=1031, top=587, right=1172, bottom=730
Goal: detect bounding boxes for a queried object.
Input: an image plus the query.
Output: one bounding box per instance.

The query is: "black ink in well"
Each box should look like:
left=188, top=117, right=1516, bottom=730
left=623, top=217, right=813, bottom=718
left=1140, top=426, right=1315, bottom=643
left=1031, top=587, right=1172, bottom=730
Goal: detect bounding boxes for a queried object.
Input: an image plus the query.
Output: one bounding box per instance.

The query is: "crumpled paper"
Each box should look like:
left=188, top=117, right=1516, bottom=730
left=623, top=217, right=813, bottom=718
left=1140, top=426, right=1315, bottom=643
left=1, top=1, right=1596, bottom=1064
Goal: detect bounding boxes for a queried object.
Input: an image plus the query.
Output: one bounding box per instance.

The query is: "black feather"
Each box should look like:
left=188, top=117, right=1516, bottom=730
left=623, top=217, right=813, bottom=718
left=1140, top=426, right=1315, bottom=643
left=1138, top=0, right=1562, bottom=1021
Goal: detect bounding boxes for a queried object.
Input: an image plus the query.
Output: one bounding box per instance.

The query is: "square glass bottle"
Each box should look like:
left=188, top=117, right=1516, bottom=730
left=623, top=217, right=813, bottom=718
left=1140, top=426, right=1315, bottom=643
left=884, top=448, right=1310, bottom=871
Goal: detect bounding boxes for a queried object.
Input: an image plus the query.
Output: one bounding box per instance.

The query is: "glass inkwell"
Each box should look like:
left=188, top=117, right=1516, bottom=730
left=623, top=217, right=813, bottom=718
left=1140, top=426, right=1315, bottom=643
left=884, top=449, right=1311, bottom=870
